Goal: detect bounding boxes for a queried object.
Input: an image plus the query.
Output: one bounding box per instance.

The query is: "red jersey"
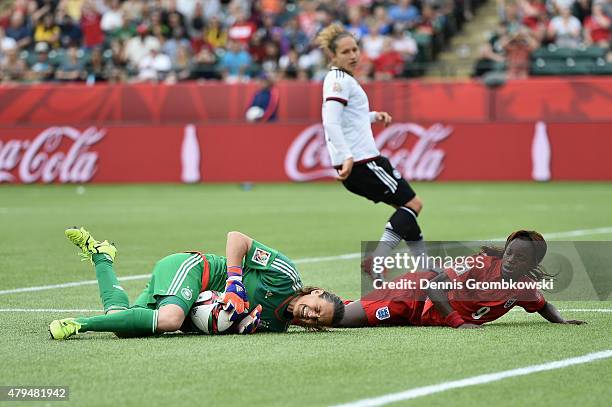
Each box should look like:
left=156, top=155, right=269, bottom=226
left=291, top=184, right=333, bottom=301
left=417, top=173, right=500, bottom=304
left=361, top=256, right=546, bottom=327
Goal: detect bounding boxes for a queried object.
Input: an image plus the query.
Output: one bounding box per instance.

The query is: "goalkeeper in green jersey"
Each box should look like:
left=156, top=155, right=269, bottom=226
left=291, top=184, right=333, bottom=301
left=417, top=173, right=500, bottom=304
left=49, top=227, right=345, bottom=339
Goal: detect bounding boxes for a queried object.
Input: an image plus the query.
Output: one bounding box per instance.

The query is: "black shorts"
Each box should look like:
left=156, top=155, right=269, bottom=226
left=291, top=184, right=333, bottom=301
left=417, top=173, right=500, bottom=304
left=342, top=156, right=416, bottom=206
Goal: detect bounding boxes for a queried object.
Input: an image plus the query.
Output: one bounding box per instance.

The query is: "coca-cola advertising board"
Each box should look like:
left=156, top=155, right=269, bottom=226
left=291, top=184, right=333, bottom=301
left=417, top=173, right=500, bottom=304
left=1, top=122, right=611, bottom=183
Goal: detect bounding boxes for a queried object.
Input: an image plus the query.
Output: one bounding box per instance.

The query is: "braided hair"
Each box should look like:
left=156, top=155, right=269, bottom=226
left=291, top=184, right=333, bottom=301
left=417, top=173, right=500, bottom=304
left=480, top=230, right=554, bottom=280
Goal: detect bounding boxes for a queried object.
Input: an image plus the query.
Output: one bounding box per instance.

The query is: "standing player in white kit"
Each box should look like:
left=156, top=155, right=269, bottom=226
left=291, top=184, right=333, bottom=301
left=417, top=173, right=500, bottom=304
left=317, top=24, right=427, bottom=280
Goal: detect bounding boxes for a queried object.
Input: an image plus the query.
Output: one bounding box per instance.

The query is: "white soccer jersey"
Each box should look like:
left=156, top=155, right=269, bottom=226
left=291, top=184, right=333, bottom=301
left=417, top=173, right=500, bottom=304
left=322, top=67, right=380, bottom=167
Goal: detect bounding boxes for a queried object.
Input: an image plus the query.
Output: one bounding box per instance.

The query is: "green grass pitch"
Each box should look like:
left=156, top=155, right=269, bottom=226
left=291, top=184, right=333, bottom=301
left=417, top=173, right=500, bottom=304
left=0, top=182, right=611, bottom=406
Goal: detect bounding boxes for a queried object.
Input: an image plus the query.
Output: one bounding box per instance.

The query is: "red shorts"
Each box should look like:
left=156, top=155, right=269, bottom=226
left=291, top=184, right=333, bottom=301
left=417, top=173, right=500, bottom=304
left=360, top=272, right=436, bottom=326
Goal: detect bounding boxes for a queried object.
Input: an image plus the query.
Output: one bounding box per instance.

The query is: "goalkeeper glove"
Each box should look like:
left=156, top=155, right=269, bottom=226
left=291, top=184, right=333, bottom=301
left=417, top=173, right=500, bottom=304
left=221, top=266, right=249, bottom=321
left=236, top=304, right=263, bottom=334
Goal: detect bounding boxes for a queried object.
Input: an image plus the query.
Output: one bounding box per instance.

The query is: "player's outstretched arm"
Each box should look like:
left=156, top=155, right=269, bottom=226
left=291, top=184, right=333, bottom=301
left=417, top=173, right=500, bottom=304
left=336, top=301, right=368, bottom=328
left=226, top=231, right=253, bottom=267
left=537, top=302, right=586, bottom=325
left=220, top=231, right=254, bottom=320
left=425, top=272, right=480, bottom=329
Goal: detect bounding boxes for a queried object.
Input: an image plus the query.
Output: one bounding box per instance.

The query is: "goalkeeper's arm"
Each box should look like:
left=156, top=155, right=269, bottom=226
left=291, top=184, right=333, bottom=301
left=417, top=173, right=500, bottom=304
left=220, top=231, right=253, bottom=319
left=226, top=231, right=253, bottom=270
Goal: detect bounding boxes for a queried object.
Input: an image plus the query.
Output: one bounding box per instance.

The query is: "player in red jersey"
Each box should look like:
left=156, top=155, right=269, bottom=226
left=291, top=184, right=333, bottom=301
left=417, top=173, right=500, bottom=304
left=337, top=230, right=586, bottom=329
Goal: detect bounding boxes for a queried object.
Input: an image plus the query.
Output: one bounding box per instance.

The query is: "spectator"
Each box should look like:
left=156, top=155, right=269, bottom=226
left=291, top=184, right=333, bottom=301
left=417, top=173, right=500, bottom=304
left=64, top=0, right=85, bottom=22
left=176, top=0, right=198, bottom=22
left=258, top=12, right=283, bottom=43
left=121, top=0, right=145, bottom=24
left=137, top=44, right=172, bottom=82
left=0, top=39, right=27, bottom=83
left=190, top=2, right=206, bottom=35
left=228, top=9, right=257, bottom=44
left=416, top=4, right=442, bottom=36
left=150, top=10, right=171, bottom=39
left=260, top=40, right=280, bottom=74
left=55, top=45, right=83, bottom=81
left=370, top=5, right=392, bottom=35
left=123, top=24, right=161, bottom=68
left=584, top=2, right=611, bottom=48
left=201, top=0, right=223, bottom=21
left=29, top=41, right=54, bottom=82
left=297, top=0, right=319, bottom=39
left=162, top=0, right=188, bottom=37
left=245, top=73, right=279, bottom=122
left=502, top=1, right=525, bottom=34
left=163, top=26, right=191, bottom=62
left=518, top=0, right=548, bottom=42
left=0, top=27, right=18, bottom=59
left=345, top=6, right=369, bottom=40
left=571, top=0, right=591, bottom=22
left=374, top=37, right=405, bottom=79
left=281, top=17, right=309, bottom=54
left=204, top=15, right=227, bottom=48
left=390, top=23, right=418, bottom=63
left=191, top=45, right=220, bottom=79
left=81, top=0, right=105, bottom=49
left=59, top=14, right=83, bottom=47
left=547, top=6, right=582, bottom=48
left=100, top=0, right=124, bottom=34
left=6, top=11, right=32, bottom=50
left=502, top=27, right=538, bottom=79
left=388, top=0, right=420, bottom=28
left=362, top=22, right=386, bottom=60
left=34, top=13, right=60, bottom=48
left=170, top=43, right=192, bottom=81
left=219, top=39, right=252, bottom=82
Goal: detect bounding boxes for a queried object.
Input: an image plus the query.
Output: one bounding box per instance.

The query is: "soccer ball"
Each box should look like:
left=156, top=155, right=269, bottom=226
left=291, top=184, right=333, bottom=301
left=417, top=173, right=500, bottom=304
left=190, top=290, right=234, bottom=334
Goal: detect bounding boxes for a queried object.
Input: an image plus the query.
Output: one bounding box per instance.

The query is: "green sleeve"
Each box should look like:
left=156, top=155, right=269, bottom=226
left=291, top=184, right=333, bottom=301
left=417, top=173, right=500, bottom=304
left=244, top=240, right=303, bottom=292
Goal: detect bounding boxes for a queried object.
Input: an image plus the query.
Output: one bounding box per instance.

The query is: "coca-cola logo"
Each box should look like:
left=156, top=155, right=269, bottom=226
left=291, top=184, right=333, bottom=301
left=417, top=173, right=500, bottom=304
left=0, top=126, right=105, bottom=183
left=285, top=123, right=452, bottom=181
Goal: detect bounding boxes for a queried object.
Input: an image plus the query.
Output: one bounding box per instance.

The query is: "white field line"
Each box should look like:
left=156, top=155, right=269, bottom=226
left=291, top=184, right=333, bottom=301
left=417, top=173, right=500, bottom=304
left=332, top=350, right=612, bottom=407
left=0, top=308, right=610, bottom=313
left=1, top=226, right=611, bottom=296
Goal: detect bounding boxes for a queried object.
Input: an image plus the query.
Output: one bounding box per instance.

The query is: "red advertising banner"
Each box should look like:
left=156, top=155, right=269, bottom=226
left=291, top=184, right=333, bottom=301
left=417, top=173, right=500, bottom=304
left=1, top=78, right=611, bottom=125
left=1, top=122, right=611, bottom=183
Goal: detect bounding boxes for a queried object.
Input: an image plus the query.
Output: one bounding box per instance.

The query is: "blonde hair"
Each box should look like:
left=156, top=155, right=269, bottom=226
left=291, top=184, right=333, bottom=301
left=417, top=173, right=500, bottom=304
left=316, top=23, right=355, bottom=56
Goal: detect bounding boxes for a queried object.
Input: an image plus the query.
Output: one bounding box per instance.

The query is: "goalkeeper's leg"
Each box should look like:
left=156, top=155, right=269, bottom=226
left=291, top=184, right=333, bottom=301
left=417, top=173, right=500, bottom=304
left=50, top=303, right=186, bottom=339
left=64, top=227, right=129, bottom=313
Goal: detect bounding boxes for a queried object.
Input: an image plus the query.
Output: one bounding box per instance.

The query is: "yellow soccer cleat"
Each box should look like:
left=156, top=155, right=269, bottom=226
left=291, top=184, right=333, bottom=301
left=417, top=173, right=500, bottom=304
left=65, top=227, right=117, bottom=263
left=49, top=318, right=82, bottom=340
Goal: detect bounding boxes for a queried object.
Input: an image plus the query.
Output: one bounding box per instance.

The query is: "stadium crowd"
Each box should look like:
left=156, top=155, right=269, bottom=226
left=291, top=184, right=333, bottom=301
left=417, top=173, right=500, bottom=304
left=473, top=0, right=612, bottom=79
left=0, top=0, right=477, bottom=83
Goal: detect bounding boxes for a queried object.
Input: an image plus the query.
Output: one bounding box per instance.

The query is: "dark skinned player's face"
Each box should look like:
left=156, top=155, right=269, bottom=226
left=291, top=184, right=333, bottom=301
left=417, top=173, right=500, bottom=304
left=502, top=239, right=537, bottom=278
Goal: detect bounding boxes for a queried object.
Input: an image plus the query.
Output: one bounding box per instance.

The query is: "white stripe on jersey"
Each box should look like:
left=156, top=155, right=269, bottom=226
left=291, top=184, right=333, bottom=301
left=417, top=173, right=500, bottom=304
left=273, top=258, right=301, bottom=287
left=367, top=162, right=398, bottom=193
left=271, top=261, right=301, bottom=292
left=271, top=259, right=302, bottom=291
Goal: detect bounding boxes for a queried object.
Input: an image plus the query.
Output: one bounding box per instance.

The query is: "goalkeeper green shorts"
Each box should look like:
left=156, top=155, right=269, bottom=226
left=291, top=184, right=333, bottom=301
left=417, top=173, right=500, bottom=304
left=131, top=253, right=204, bottom=315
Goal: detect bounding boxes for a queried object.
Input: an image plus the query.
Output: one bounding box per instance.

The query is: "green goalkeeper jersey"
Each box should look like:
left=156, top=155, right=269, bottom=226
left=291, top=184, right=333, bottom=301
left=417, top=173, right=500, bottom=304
left=203, top=240, right=303, bottom=333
